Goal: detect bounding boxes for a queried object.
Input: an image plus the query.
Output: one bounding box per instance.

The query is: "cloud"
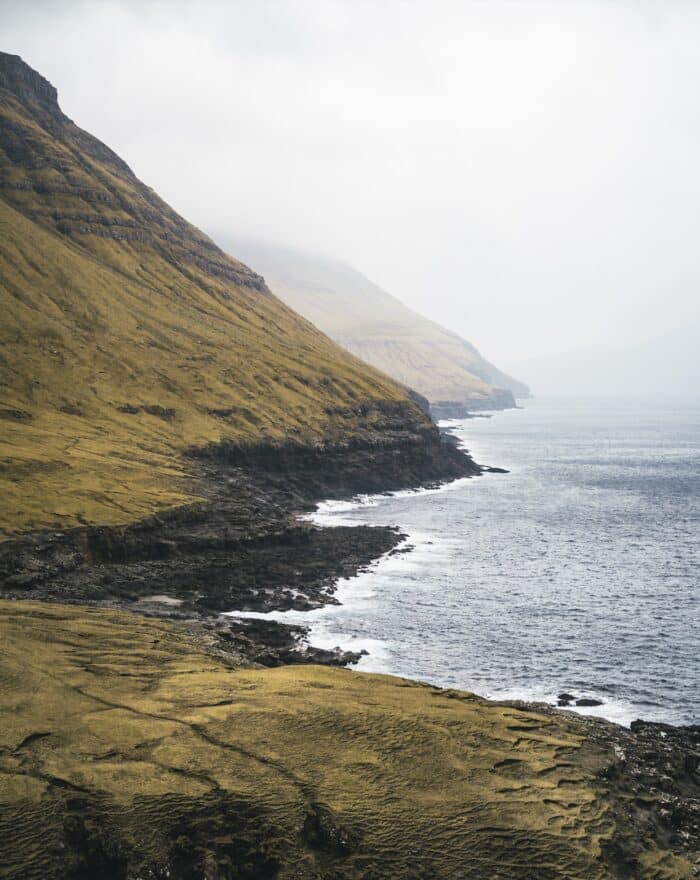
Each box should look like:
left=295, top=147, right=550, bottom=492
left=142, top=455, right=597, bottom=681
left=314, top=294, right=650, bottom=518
left=4, top=0, right=700, bottom=379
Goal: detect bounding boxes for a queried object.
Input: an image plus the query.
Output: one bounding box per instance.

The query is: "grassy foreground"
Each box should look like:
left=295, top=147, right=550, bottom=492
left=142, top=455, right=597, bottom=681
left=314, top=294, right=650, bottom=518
left=0, top=600, right=692, bottom=880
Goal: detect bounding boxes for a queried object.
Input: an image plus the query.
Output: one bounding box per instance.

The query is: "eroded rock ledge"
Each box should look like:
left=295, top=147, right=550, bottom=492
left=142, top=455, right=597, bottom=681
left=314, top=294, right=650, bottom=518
left=0, top=430, right=476, bottom=664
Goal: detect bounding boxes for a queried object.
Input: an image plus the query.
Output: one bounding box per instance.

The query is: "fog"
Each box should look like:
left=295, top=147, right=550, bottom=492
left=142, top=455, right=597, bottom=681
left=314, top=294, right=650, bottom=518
left=3, top=0, right=699, bottom=394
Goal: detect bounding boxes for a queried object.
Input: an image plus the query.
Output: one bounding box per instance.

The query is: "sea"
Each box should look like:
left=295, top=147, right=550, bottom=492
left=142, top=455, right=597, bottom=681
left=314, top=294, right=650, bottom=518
left=232, top=399, right=699, bottom=727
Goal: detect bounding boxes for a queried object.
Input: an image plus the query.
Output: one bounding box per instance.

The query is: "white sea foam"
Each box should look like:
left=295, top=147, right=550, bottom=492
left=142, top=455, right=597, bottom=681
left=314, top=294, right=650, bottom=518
left=302, top=474, right=476, bottom=528
left=481, top=684, right=643, bottom=727
left=227, top=401, right=700, bottom=728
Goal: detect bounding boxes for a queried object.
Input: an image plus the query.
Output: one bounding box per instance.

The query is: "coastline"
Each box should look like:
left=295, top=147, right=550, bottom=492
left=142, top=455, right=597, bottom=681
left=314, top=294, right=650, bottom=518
left=230, top=404, right=699, bottom=733
left=229, top=482, right=645, bottom=727
left=1, top=425, right=698, bottom=876
left=0, top=427, right=478, bottom=667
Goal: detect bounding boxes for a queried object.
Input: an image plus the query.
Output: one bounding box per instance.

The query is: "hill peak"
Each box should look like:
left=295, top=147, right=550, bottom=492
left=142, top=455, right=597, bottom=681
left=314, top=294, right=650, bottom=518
left=0, top=52, right=59, bottom=115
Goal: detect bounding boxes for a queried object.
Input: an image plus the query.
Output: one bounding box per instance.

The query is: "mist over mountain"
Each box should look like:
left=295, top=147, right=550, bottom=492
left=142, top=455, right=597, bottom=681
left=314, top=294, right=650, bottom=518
left=5, top=1, right=700, bottom=372
left=217, top=236, right=529, bottom=416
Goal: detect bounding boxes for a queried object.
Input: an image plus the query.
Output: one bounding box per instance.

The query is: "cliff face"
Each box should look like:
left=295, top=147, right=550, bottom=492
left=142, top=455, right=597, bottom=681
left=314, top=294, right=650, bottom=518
left=0, top=53, right=442, bottom=536
left=219, top=238, right=530, bottom=416
left=0, top=53, right=265, bottom=290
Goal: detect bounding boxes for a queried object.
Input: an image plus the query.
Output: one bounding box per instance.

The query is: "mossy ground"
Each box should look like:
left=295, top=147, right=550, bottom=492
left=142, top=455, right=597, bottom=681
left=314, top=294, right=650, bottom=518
left=0, top=601, right=692, bottom=879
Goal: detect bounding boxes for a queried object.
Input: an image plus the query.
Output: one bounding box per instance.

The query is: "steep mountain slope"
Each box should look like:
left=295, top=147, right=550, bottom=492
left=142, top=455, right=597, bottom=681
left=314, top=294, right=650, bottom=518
left=0, top=53, right=437, bottom=536
left=219, top=238, right=530, bottom=415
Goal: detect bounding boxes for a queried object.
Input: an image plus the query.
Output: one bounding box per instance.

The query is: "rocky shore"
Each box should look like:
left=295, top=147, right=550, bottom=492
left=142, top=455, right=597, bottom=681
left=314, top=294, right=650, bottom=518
left=0, top=428, right=476, bottom=665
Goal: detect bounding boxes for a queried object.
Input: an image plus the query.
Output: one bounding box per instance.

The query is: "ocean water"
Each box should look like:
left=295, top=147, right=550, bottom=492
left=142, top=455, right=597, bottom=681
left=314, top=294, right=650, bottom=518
left=232, top=399, right=700, bottom=727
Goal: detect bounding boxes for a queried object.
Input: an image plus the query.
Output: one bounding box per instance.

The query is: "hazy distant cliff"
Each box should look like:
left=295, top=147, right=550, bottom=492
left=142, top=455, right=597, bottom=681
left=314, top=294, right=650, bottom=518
left=218, top=238, right=530, bottom=416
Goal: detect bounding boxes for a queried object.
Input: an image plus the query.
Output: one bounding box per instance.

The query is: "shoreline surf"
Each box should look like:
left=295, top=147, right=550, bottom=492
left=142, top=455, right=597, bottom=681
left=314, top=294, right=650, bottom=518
left=228, top=402, right=699, bottom=729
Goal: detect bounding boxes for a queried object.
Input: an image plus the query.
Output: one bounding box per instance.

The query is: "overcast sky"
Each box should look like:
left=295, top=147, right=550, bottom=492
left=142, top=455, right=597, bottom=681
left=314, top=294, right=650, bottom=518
left=3, top=0, right=700, bottom=385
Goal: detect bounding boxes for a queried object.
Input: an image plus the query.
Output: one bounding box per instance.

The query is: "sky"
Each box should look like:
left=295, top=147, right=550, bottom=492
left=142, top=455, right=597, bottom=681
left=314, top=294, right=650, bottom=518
left=3, top=0, right=700, bottom=390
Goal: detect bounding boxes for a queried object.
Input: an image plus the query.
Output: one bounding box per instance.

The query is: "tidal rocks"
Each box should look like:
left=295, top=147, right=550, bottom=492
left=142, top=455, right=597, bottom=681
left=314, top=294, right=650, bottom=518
left=220, top=618, right=367, bottom=668
left=0, top=431, right=474, bottom=665
left=557, top=693, right=604, bottom=708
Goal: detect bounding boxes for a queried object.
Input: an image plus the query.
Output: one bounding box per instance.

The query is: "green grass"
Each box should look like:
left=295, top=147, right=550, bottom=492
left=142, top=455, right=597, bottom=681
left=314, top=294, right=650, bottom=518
left=1, top=600, right=690, bottom=879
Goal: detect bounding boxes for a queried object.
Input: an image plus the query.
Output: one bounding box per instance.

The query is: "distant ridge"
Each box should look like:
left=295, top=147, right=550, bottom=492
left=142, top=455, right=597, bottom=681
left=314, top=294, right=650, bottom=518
left=218, top=238, right=530, bottom=416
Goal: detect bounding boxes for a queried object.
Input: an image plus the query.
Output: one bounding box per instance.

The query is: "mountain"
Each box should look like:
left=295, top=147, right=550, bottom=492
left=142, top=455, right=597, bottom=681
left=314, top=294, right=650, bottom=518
left=0, top=53, right=444, bottom=537
left=216, top=238, right=530, bottom=416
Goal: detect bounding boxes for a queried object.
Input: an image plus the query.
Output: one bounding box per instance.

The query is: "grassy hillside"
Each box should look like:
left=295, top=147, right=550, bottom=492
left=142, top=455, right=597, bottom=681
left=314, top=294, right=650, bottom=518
left=1, top=600, right=692, bottom=880
left=220, top=238, right=530, bottom=410
left=0, top=54, right=429, bottom=536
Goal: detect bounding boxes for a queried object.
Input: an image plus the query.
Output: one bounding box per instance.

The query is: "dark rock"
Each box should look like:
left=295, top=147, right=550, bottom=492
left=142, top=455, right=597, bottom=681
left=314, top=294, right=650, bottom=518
left=499, top=702, right=700, bottom=872
left=220, top=618, right=366, bottom=668
left=142, top=405, right=176, bottom=420
left=303, top=801, right=361, bottom=854
left=0, top=431, right=476, bottom=667
left=576, top=698, right=604, bottom=707
left=0, top=408, right=32, bottom=420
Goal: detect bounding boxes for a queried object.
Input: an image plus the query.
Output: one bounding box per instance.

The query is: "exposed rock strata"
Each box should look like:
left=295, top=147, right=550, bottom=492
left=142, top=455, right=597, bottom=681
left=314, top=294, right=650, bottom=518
left=0, top=53, right=266, bottom=292
left=0, top=429, right=476, bottom=663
